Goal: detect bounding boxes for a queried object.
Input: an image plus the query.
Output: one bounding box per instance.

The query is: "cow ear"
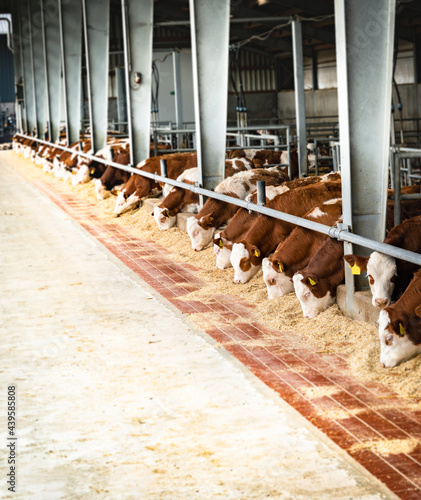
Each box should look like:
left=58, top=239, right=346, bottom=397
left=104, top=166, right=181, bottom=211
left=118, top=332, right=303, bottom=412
left=343, top=254, right=369, bottom=275
left=415, top=305, right=421, bottom=319
left=199, top=214, right=214, bottom=227
left=272, top=258, right=284, bottom=272
left=250, top=245, right=261, bottom=258
left=214, top=236, right=223, bottom=248
left=391, top=315, right=408, bottom=337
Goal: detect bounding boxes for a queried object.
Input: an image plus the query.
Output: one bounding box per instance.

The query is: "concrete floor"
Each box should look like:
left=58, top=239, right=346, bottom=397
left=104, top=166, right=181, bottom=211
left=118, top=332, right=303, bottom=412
left=0, top=153, right=398, bottom=499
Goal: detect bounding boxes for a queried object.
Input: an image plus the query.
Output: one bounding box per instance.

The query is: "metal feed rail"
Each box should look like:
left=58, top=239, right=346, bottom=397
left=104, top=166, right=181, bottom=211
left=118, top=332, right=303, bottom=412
left=16, top=133, right=421, bottom=269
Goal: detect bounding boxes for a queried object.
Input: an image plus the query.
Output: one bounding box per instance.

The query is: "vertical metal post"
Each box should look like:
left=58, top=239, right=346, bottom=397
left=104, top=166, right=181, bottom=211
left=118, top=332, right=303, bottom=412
left=11, top=1, right=26, bottom=133
left=292, top=20, right=308, bottom=178
left=42, top=0, right=61, bottom=143
left=173, top=51, right=183, bottom=149
left=189, top=0, right=230, bottom=192
left=413, top=30, right=420, bottom=148
left=20, top=0, right=37, bottom=134
left=121, top=0, right=153, bottom=166
left=59, top=0, right=82, bottom=145
left=29, top=0, right=47, bottom=138
left=115, top=66, right=127, bottom=134
left=393, top=153, right=401, bottom=226
left=82, top=0, right=110, bottom=153
left=335, top=0, right=396, bottom=299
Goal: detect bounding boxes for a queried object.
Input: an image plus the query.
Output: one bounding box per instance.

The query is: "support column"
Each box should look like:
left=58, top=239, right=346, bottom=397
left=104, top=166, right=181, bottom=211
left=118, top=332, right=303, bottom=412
left=189, top=0, right=230, bottom=191
left=413, top=30, right=420, bottom=148
left=20, top=0, right=37, bottom=134
left=42, top=0, right=62, bottom=143
left=121, top=0, right=153, bottom=166
left=82, top=0, right=110, bottom=152
left=335, top=0, right=396, bottom=296
left=29, top=0, right=47, bottom=138
left=116, top=67, right=127, bottom=135
left=292, top=20, right=308, bottom=177
left=59, top=0, right=82, bottom=145
left=173, top=51, right=183, bottom=149
left=11, top=2, right=25, bottom=133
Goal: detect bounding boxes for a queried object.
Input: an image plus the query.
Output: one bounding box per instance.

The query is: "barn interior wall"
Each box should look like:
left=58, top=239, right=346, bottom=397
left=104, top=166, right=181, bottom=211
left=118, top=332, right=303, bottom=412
left=227, top=92, right=278, bottom=125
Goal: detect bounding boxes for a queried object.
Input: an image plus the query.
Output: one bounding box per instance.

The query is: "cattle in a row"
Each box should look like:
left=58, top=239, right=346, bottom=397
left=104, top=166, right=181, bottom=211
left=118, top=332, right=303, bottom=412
left=186, top=166, right=289, bottom=251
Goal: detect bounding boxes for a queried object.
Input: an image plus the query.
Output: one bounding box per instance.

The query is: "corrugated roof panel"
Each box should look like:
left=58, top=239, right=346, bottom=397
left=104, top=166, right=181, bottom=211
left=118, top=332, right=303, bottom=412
left=0, top=35, right=14, bottom=102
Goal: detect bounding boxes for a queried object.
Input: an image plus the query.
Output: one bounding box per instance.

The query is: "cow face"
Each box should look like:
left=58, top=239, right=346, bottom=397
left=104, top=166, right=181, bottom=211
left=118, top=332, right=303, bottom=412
left=366, top=253, right=397, bottom=308
left=94, top=179, right=108, bottom=201
left=114, top=189, right=140, bottom=215
left=213, top=234, right=232, bottom=269
left=230, top=243, right=260, bottom=284
left=344, top=253, right=397, bottom=308
left=262, top=258, right=294, bottom=299
left=378, top=309, right=421, bottom=367
left=74, top=165, right=91, bottom=185
left=293, top=273, right=335, bottom=318
left=153, top=206, right=176, bottom=230
left=187, top=217, right=215, bottom=251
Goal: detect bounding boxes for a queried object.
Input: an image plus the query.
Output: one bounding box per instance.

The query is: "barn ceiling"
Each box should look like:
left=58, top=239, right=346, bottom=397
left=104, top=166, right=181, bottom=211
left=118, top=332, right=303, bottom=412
left=1, top=0, right=421, bottom=59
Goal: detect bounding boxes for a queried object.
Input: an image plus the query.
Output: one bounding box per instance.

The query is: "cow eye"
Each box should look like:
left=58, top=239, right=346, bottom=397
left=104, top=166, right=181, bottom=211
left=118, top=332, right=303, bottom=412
left=304, top=291, right=311, bottom=299
left=391, top=275, right=398, bottom=284
left=194, top=230, right=199, bottom=237
left=368, top=275, right=374, bottom=285
left=269, top=278, right=276, bottom=285
left=385, top=334, right=394, bottom=346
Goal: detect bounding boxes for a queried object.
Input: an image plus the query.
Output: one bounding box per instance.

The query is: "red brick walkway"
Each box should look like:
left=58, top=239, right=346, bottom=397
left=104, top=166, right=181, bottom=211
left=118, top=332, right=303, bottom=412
left=30, top=175, right=421, bottom=499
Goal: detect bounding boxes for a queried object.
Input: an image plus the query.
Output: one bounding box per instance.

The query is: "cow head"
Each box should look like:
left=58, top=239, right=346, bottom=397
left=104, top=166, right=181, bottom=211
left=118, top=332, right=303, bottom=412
left=344, top=253, right=397, bottom=308
left=187, top=216, right=215, bottom=251
left=213, top=233, right=232, bottom=269
left=94, top=179, right=108, bottom=201
left=74, top=164, right=91, bottom=185
left=262, top=257, right=294, bottom=299
left=114, top=189, right=140, bottom=215
left=230, top=243, right=261, bottom=284
left=378, top=307, right=421, bottom=367
left=153, top=206, right=176, bottom=230
left=293, top=272, right=335, bottom=318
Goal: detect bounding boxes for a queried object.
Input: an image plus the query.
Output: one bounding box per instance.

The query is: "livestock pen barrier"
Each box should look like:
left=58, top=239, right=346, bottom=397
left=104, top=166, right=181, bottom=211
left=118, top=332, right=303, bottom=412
left=14, top=133, right=421, bottom=310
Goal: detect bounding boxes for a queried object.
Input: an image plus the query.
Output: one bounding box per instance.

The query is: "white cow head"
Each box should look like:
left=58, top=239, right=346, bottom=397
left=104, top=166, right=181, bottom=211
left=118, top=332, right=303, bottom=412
left=378, top=309, right=421, bottom=367
left=186, top=217, right=215, bottom=251
left=344, top=253, right=397, bottom=308
left=114, top=189, right=140, bottom=215
left=262, top=257, right=294, bottom=299
left=74, top=165, right=91, bottom=185
left=213, top=233, right=232, bottom=269
left=94, top=179, right=108, bottom=201
left=153, top=206, right=176, bottom=230
left=230, top=243, right=260, bottom=284
left=293, top=273, right=335, bottom=318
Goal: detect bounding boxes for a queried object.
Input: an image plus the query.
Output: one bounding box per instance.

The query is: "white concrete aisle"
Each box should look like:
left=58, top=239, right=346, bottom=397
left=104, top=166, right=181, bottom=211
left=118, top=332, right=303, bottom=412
left=0, top=154, right=397, bottom=499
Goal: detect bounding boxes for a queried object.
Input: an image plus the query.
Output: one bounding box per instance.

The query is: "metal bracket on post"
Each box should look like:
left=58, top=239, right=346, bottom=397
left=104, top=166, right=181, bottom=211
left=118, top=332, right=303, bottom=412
left=160, top=159, right=168, bottom=178
left=256, top=180, right=266, bottom=217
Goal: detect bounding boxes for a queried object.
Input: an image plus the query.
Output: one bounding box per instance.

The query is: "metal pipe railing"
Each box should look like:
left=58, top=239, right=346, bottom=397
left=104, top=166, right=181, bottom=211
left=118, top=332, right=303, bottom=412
left=16, top=132, right=421, bottom=268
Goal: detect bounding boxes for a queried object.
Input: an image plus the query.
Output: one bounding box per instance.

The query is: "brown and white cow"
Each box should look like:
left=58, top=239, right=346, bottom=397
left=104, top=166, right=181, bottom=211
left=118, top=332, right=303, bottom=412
left=113, top=152, right=198, bottom=215
left=262, top=198, right=342, bottom=299
left=153, top=167, right=199, bottom=230
left=186, top=167, right=289, bottom=251
left=378, top=268, right=421, bottom=367
left=293, top=237, right=345, bottom=318
left=213, top=171, right=341, bottom=269
left=344, top=215, right=421, bottom=308
left=248, top=149, right=299, bottom=180
left=230, top=180, right=342, bottom=284
left=95, top=148, right=132, bottom=201
left=153, top=158, right=254, bottom=230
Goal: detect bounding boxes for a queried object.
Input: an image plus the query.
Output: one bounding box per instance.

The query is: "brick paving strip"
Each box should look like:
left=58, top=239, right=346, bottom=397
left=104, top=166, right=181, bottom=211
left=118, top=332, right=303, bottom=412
left=18, top=168, right=421, bottom=499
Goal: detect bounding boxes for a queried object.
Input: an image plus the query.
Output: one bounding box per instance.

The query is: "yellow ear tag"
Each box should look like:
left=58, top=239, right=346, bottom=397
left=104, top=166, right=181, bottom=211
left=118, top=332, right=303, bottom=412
left=116, top=190, right=120, bottom=195
left=350, top=263, right=361, bottom=275
left=219, top=240, right=224, bottom=248
left=90, top=169, right=95, bottom=174
left=399, top=323, right=406, bottom=336
left=254, top=250, right=259, bottom=257
left=308, top=278, right=316, bottom=286
left=278, top=263, right=283, bottom=272
left=209, top=216, right=214, bottom=222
